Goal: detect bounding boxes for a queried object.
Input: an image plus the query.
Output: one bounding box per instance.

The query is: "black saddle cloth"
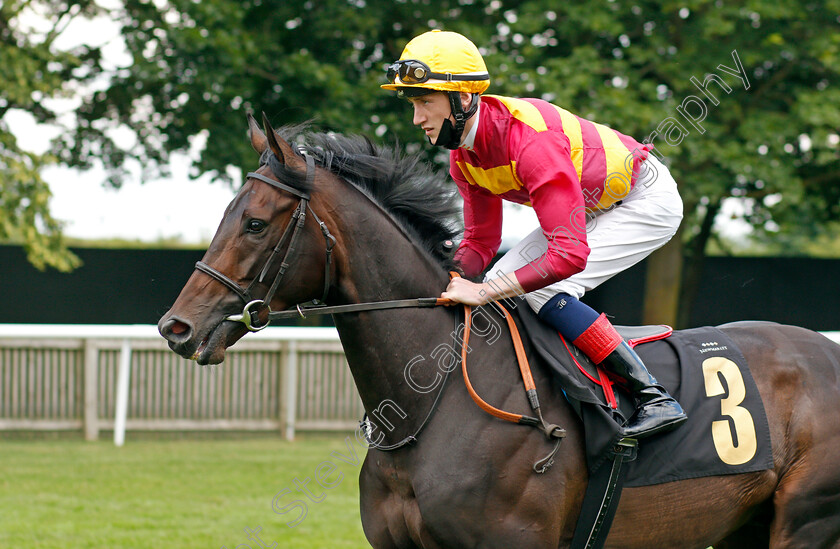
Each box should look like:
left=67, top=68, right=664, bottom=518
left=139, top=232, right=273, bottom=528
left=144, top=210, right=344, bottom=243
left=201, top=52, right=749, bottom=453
left=509, top=303, right=774, bottom=487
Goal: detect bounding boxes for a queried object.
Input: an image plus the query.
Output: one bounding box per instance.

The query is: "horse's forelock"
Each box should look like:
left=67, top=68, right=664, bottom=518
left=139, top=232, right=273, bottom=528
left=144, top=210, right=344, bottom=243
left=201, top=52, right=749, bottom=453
left=256, top=149, right=313, bottom=196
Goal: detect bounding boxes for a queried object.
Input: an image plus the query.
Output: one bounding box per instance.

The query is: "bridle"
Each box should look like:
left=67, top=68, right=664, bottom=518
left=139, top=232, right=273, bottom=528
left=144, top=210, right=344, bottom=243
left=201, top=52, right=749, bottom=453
left=193, top=152, right=448, bottom=331
left=194, top=153, right=337, bottom=331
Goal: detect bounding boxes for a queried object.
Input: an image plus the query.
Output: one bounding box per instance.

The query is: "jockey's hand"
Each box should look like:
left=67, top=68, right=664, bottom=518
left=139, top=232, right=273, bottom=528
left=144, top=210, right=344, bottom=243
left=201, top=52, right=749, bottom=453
left=441, top=277, right=489, bottom=307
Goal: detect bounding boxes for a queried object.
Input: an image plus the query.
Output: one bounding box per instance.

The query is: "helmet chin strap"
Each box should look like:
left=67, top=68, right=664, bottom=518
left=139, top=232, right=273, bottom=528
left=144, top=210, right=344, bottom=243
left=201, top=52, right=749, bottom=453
left=433, top=92, right=480, bottom=150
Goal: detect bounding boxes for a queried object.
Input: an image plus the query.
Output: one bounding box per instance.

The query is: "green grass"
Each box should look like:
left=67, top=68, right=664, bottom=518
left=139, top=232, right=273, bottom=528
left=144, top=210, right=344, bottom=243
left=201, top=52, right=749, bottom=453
left=0, top=434, right=369, bottom=549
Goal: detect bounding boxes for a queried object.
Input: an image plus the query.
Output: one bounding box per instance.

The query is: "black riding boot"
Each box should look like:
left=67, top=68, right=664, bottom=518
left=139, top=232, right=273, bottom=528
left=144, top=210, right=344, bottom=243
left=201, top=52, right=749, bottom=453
left=602, top=341, right=687, bottom=439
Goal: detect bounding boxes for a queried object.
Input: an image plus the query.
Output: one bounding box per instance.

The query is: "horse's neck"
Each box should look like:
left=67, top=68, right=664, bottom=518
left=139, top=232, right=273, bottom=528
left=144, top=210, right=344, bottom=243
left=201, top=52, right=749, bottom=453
left=325, top=190, right=582, bottom=464
left=330, top=198, right=449, bottom=306
left=325, top=187, right=456, bottom=416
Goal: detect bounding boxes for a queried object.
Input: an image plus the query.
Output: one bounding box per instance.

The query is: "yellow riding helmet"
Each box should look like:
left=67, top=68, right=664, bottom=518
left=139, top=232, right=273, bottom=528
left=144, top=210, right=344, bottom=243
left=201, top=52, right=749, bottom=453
left=381, top=30, right=490, bottom=95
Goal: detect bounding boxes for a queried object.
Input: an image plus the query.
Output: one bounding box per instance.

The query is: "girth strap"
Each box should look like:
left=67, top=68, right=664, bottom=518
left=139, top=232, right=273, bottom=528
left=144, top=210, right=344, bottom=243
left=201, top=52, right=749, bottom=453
left=571, top=438, right=638, bottom=549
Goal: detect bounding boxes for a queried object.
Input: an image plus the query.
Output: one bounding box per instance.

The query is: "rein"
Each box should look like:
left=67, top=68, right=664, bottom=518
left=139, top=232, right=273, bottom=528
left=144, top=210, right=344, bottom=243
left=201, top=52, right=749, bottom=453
left=362, top=298, right=567, bottom=473
left=461, top=302, right=567, bottom=473
left=193, top=153, right=565, bottom=471
left=361, top=303, right=463, bottom=451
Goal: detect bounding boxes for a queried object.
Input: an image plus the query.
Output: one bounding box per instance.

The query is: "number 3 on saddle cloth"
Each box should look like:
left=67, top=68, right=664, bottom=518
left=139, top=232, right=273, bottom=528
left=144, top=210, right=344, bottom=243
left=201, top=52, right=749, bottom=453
left=511, top=304, right=774, bottom=485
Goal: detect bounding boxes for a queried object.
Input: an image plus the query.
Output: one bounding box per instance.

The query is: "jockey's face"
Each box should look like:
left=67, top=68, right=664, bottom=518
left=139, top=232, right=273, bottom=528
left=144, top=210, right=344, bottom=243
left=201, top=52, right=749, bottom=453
left=407, top=92, right=453, bottom=144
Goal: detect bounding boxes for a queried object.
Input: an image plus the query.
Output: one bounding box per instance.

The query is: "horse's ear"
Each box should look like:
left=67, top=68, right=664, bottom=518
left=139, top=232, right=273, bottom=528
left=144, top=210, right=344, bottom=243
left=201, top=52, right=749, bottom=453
left=261, top=111, right=299, bottom=166
left=248, top=113, right=267, bottom=154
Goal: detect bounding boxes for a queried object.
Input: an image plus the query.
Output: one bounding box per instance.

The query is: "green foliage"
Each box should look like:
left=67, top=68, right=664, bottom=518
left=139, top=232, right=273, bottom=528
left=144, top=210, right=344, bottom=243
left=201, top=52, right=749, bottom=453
left=0, top=140, right=81, bottom=271
left=0, top=1, right=104, bottom=270
left=3, top=0, right=839, bottom=271
left=63, top=0, right=840, bottom=247
left=715, top=221, right=840, bottom=257
left=64, top=235, right=207, bottom=249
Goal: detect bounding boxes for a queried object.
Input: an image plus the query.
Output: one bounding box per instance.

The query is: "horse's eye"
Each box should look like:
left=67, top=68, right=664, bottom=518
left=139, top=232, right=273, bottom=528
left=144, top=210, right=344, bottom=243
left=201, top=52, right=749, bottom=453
left=246, top=219, right=267, bottom=234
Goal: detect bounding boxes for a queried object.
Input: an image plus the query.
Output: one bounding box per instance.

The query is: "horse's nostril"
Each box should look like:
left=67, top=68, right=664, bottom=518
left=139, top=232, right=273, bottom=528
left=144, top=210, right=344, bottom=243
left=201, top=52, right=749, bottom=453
left=160, top=317, right=194, bottom=342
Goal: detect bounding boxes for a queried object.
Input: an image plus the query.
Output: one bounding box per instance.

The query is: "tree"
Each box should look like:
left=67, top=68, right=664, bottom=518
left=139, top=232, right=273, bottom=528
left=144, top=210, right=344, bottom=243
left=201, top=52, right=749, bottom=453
left=0, top=1, right=107, bottom=270
left=6, top=1, right=840, bottom=327
left=56, top=0, right=521, bottom=183
left=428, top=0, right=839, bottom=326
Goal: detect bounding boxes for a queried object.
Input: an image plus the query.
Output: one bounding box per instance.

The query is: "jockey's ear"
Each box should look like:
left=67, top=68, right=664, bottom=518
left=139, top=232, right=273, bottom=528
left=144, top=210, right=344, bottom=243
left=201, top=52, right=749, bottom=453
left=461, top=92, right=477, bottom=112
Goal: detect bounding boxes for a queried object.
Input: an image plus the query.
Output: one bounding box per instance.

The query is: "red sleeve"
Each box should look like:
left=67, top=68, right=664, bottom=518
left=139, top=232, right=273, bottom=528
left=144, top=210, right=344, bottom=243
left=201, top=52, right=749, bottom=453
left=450, top=162, right=503, bottom=278
left=511, top=132, right=590, bottom=293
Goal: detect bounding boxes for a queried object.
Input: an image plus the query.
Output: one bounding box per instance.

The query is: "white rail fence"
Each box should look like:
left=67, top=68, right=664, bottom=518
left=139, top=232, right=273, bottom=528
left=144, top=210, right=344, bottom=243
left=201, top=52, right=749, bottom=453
left=0, top=325, right=360, bottom=443
left=2, top=325, right=839, bottom=445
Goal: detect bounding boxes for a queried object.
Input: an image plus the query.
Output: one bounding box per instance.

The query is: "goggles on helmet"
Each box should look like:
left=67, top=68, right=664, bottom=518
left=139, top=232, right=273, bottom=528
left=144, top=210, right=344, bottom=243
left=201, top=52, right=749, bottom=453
left=386, top=59, right=489, bottom=85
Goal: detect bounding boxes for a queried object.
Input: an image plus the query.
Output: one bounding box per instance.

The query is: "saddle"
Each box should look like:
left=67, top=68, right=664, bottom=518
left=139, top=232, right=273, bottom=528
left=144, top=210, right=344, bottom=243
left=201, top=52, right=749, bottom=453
left=469, top=300, right=773, bottom=485
left=464, top=302, right=774, bottom=549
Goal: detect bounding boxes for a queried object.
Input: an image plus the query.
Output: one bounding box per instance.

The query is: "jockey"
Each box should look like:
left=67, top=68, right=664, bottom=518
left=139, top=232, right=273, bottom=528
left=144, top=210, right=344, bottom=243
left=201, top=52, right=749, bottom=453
left=382, top=29, right=687, bottom=440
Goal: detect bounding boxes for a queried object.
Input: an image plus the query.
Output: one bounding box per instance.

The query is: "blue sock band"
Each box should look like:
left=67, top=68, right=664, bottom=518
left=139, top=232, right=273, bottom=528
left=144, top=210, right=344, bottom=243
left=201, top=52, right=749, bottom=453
left=537, top=293, right=601, bottom=341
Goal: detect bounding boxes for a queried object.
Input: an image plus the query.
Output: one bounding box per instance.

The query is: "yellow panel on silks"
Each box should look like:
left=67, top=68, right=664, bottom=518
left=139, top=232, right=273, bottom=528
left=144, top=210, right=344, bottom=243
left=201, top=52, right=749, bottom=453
left=454, top=160, right=523, bottom=196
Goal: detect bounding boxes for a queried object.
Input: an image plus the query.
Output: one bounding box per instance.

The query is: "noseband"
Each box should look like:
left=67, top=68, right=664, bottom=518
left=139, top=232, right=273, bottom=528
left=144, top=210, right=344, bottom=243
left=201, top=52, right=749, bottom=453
left=194, top=153, right=337, bottom=331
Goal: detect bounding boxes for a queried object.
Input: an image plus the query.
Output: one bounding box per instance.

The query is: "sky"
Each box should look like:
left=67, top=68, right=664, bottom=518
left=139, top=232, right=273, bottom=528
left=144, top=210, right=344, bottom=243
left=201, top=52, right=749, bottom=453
left=10, top=106, right=237, bottom=244
left=9, top=3, right=242, bottom=245
left=37, top=154, right=538, bottom=246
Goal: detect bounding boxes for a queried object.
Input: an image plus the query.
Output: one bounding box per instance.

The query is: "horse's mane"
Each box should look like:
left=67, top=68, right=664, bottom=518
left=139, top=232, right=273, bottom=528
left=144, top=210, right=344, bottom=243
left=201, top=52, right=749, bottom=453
left=262, top=126, right=463, bottom=269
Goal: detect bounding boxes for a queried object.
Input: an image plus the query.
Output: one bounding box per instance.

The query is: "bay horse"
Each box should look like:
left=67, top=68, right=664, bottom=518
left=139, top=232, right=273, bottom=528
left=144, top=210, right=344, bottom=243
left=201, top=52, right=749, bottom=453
left=158, top=115, right=840, bottom=548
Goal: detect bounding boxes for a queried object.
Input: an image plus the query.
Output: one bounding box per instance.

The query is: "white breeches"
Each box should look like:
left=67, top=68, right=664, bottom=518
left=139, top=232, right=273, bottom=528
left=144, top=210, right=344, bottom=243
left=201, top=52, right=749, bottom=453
left=485, top=155, right=683, bottom=313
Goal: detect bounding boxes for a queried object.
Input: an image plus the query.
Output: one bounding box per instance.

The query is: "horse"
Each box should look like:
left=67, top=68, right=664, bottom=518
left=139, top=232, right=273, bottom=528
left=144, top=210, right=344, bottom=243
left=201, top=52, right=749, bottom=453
left=158, top=114, right=840, bottom=548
